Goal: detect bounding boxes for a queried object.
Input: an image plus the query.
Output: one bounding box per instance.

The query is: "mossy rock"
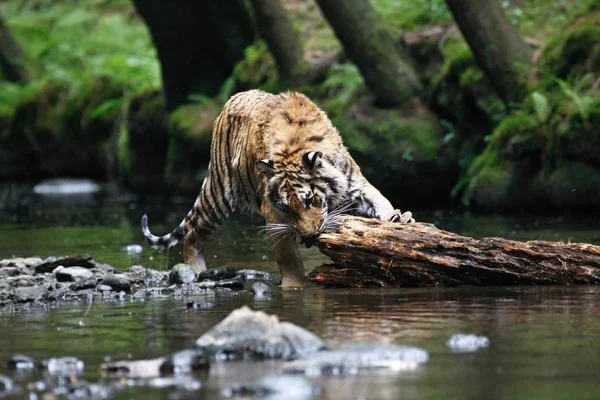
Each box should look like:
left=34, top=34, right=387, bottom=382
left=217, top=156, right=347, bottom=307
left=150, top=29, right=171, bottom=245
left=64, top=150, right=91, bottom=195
left=119, top=90, right=169, bottom=191
left=539, top=10, right=600, bottom=80
left=165, top=101, right=221, bottom=191
left=333, top=103, right=455, bottom=207
left=539, top=161, right=600, bottom=209
left=562, top=98, right=600, bottom=167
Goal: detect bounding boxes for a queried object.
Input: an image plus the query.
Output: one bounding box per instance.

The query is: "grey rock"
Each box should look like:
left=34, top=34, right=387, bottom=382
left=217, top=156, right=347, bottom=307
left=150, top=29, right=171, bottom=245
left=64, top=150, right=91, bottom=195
left=7, top=354, right=35, bottom=370
left=186, top=301, right=214, bottom=310
left=283, top=343, right=429, bottom=376
left=132, top=287, right=177, bottom=298
left=216, top=277, right=244, bottom=289
left=195, top=280, right=217, bottom=289
left=237, top=269, right=281, bottom=283
left=13, top=285, right=47, bottom=303
left=0, top=267, right=19, bottom=278
left=6, top=275, right=39, bottom=287
left=0, top=281, right=13, bottom=302
left=70, top=278, right=98, bottom=291
left=101, top=357, right=167, bottom=378
left=90, top=260, right=116, bottom=274
left=0, top=375, right=13, bottom=393
left=251, top=282, right=272, bottom=298
left=100, top=274, right=132, bottom=293
left=196, top=306, right=325, bottom=361
left=197, top=266, right=236, bottom=282
left=0, top=257, right=42, bottom=270
left=223, top=376, right=318, bottom=400
left=447, top=334, right=489, bottom=353
left=35, top=255, right=95, bottom=273
left=159, top=349, right=209, bottom=375
left=128, top=265, right=169, bottom=286
left=55, top=266, right=94, bottom=282
left=42, top=357, right=84, bottom=376
left=45, top=285, right=72, bottom=301
left=97, top=284, right=113, bottom=292
left=168, top=263, right=197, bottom=284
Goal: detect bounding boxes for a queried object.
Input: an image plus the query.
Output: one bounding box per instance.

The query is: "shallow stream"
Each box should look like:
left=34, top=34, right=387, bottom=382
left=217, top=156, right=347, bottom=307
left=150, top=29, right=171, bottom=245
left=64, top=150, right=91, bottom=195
left=1, top=182, right=599, bottom=399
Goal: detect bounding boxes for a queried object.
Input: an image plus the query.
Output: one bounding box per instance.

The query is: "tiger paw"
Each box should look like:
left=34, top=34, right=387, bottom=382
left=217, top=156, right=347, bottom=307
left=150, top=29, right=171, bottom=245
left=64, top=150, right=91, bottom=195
left=389, top=210, right=415, bottom=224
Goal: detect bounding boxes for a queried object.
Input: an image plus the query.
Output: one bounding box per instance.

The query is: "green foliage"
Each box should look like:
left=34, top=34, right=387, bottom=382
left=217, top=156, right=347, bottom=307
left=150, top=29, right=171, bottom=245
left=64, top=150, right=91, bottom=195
left=232, top=41, right=279, bottom=92
left=372, top=0, right=450, bottom=31
left=0, top=0, right=160, bottom=120
left=531, top=91, right=550, bottom=124
left=320, top=64, right=364, bottom=118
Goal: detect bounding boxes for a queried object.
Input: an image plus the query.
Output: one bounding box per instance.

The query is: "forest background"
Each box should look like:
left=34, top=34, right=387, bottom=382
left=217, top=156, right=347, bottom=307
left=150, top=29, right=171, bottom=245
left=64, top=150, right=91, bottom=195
left=1, top=0, right=598, bottom=212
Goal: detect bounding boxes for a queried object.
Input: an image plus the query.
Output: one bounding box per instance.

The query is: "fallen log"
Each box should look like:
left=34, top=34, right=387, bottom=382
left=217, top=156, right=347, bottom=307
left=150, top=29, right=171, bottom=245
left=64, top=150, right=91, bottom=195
left=308, top=216, right=600, bottom=287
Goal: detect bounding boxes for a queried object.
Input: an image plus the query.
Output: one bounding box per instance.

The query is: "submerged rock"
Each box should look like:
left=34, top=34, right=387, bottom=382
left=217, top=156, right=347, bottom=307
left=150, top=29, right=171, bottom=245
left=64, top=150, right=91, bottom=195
left=197, top=266, right=236, bottom=282
left=41, top=357, right=85, bottom=376
left=169, top=264, right=197, bottom=284
left=283, top=343, right=429, bottom=376
left=251, top=282, right=272, bottom=298
left=195, top=306, right=325, bottom=361
left=0, top=375, right=13, bottom=393
left=237, top=269, right=281, bottom=284
left=447, top=334, right=489, bottom=353
left=7, top=354, right=35, bottom=371
left=223, top=376, right=318, bottom=400
left=159, top=349, right=209, bottom=375
left=101, top=357, right=167, bottom=378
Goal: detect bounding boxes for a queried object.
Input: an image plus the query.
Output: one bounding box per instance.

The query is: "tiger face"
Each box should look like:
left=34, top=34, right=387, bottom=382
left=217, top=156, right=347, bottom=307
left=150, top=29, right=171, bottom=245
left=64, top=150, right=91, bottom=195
left=256, top=151, right=328, bottom=237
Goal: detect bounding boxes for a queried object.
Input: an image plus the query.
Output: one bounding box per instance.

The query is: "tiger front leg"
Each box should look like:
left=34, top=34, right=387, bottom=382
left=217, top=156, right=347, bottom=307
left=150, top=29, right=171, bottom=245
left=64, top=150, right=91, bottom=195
left=355, top=183, right=415, bottom=224
left=183, top=230, right=208, bottom=273
left=269, top=232, right=309, bottom=288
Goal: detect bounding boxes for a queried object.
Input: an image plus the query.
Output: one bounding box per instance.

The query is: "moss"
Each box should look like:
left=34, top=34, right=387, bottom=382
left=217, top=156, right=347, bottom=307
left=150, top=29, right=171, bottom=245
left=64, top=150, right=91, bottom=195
left=539, top=10, right=600, bottom=80
left=233, top=41, right=279, bottom=92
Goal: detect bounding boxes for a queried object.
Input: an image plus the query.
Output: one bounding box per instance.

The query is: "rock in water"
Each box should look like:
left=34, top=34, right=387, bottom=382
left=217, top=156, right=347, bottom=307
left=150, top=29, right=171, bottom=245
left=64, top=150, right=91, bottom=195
left=223, top=376, right=318, bottom=399
left=283, top=343, right=429, bottom=376
left=197, top=266, right=237, bottom=282
left=168, top=264, right=197, bottom=284
left=195, top=306, right=325, bottom=361
left=13, top=285, right=47, bottom=303
left=42, top=357, right=85, bottom=376
left=0, top=375, right=13, bottom=393
left=447, top=334, right=489, bottom=352
left=100, top=274, right=132, bottom=293
left=159, top=349, right=209, bottom=374
left=250, top=282, right=272, bottom=298
left=54, top=266, right=94, bottom=282
left=7, top=354, right=35, bottom=371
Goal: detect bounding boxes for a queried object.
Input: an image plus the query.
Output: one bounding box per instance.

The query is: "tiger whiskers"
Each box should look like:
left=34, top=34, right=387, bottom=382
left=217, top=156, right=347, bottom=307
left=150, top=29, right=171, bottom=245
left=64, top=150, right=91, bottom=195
left=258, top=223, right=295, bottom=246
left=318, top=203, right=356, bottom=234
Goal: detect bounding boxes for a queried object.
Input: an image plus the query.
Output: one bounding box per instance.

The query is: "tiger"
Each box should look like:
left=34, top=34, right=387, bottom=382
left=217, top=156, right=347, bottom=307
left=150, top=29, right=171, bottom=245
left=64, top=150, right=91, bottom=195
left=142, top=90, right=414, bottom=288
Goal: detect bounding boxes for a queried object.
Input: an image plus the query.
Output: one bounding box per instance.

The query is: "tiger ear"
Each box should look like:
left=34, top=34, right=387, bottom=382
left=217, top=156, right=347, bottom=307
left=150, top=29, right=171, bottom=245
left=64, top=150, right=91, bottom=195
left=255, top=159, right=276, bottom=177
left=303, top=151, right=323, bottom=169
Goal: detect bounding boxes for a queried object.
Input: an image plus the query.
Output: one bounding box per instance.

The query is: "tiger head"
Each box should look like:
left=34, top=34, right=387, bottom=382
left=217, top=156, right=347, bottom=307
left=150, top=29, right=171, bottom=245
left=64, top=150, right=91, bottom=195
left=256, top=151, right=329, bottom=237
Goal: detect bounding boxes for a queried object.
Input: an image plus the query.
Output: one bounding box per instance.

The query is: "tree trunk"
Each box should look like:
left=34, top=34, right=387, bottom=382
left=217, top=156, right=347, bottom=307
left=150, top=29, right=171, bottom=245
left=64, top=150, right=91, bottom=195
left=445, top=0, right=532, bottom=104
left=133, top=0, right=255, bottom=111
left=314, top=0, right=422, bottom=107
left=0, top=16, right=25, bottom=82
left=308, top=216, right=600, bottom=287
left=248, top=0, right=308, bottom=84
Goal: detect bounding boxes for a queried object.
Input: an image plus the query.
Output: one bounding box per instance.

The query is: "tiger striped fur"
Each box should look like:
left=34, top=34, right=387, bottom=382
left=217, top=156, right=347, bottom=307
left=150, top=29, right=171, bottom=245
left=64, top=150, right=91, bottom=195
left=142, top=90, right=414, bottom=287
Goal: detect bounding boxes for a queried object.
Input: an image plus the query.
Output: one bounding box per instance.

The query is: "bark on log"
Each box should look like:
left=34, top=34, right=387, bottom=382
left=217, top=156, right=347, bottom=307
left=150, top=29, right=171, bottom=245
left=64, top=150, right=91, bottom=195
left=308, top=216, right=600, bottom=288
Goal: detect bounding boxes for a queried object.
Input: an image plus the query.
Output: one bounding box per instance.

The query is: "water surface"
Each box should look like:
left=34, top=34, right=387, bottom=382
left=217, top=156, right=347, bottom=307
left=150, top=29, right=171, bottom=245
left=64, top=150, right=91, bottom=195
left=1, top=182, right=599, bottom=399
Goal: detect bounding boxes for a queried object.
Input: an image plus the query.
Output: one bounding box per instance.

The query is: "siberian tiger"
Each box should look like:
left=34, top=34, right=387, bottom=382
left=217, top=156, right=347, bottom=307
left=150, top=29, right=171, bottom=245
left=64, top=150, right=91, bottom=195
left=142, top=90, right=414, bottom=287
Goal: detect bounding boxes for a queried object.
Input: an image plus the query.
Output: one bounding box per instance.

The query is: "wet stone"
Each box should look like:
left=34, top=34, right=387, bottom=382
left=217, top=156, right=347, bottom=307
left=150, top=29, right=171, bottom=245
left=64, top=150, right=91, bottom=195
left=35, top=255, right=95, bottom=274
left=251, top=282, right=272, bottom=298
left=159, top=349, right=209, bottom=375
left=100, top=274, right=132, bottom=293
left=7, top=354, right=35, bottom=371
left=97, top=284, right=113, bottom=292
left=196, top=306, right=325, bottom=361
left=45, top=285, right=72, bottom=302
left=132, top=287, right=177, bottom=298
left=237, top=269, right=281, bottom=284
left=6, top=275, right=39, bottom=287
left=283, top=343, right=429, bottom=376
left=195, top=280, right=217, bottom=289
left=197, top=266, right=236, bottom=282
left=54, top=266, right=94, bottom=282
left=216, top=277, right=245, bottom=289
left=0, top=267, right=20, bottom=278
left=169, top=263, right=197, bottom=284
left=90, top=260, right=116, bottom=274
left=0, top=281, right=13, bottom=301
left=69, top=278, right=98, bottom=291
left=186, top=301, right=214, bottom=310
left=447, top=334, right=489, bottom=353
left=0, top=257, right=42, bottom=270
left=13, top=285, right=47, bottom=303
left=42, top=357, right=84, bottom=376
left=223, top=376, right=318, bottom=399
left=0, top=375, right=13, bottom=393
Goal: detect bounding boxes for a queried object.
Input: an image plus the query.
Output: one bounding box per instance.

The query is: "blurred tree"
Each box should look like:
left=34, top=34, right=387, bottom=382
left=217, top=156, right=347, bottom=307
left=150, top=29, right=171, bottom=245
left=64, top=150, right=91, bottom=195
left=314, top=0, right=422, bottom=107
left=0, top=16, right=24, bottom=82
left=445, top=0, right=532, bottom=104
left=133, top=0, right=255, bottom=111
left=248, top=0, right=308, bottom=84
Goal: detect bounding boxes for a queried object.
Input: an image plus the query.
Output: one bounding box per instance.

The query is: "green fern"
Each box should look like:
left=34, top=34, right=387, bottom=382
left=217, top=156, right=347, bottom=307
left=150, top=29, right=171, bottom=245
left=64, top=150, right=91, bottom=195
left=531, top=91, right=551, bottom=123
